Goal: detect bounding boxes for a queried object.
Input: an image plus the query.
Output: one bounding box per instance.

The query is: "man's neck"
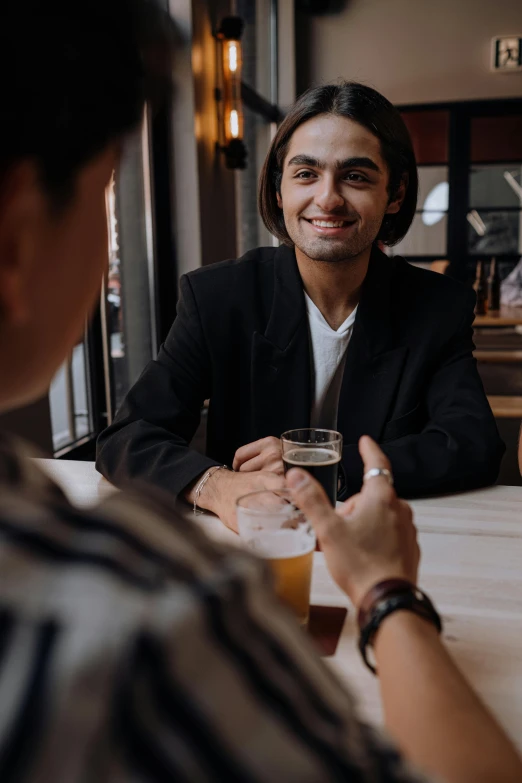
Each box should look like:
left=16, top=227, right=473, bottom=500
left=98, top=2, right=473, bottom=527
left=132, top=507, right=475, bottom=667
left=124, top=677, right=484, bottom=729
left=295, top=244, right=372, bottom=330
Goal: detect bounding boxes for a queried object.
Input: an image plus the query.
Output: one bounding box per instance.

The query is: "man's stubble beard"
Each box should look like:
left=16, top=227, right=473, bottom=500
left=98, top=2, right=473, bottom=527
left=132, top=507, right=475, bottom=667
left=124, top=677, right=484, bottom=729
left=290, top=217, right=384, bottom=264
left=296, top=238, right=365, bottom=263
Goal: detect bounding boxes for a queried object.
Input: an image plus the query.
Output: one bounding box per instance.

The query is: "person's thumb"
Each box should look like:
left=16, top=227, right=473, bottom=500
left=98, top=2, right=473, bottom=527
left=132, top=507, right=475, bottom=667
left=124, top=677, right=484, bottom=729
left=358, top=436, right=396, bottom=502
left=358, top=435, right=392, bottom=474
left=286, top=468, right=336, bottom=535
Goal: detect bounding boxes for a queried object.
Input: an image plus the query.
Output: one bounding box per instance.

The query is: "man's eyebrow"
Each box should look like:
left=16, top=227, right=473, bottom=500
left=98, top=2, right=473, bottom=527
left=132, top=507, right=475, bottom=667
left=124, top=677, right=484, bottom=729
left=287, top=154, right=325, bottom=168
left=336, top=156, right=381, bottom=173
left=286, top=154, right=381, bottom=173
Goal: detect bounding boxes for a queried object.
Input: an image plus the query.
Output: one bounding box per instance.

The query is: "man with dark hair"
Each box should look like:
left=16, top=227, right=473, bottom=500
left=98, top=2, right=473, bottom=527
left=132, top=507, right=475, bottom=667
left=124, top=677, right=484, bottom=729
left=98, top=81, right=504, bottom=527
left=2, top=5, right=522, bottom=781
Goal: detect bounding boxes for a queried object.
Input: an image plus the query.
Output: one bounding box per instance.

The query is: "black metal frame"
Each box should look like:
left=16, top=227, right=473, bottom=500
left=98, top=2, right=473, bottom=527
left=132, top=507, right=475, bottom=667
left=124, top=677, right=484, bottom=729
left=150, top=100, right=178, bottom=345
left=398, top=97, right=522, bottom=282
left=241, top=81, right=283, bottom=123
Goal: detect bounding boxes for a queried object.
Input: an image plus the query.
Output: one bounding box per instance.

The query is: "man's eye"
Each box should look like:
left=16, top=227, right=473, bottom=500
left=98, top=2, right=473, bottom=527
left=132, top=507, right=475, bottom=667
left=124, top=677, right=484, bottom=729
left=295, top=170, right=315, bottom=180
left=345, top=173, right=368, bottom=183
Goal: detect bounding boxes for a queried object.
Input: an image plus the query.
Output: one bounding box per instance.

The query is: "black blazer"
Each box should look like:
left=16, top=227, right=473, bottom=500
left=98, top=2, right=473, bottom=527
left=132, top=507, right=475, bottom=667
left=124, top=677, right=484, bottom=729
left=96, top=245, right=504, bottom=499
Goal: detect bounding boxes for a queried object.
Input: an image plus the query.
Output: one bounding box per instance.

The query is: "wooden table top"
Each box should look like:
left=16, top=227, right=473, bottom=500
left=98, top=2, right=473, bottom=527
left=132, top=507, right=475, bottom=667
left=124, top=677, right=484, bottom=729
left=474, top=306, right=522, bottom=327
left=36, top=459, right=522, bottom=755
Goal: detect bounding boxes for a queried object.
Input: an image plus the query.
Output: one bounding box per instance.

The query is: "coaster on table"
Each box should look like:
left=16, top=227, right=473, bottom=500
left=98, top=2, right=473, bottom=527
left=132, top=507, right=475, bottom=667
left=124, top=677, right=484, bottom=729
left=308, top=605, right=347, bottom=656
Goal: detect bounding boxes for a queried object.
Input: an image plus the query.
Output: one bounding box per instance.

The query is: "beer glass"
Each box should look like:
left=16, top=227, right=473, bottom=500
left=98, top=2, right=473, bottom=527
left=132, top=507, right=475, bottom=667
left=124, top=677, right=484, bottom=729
left=236, top=490, right=315, bottom=627
left=281, top=428, right=343, bottom=506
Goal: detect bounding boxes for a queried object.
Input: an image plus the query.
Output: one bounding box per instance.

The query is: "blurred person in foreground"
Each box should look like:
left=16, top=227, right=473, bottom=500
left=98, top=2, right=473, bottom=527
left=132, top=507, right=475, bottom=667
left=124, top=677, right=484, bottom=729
left=0, top=1, right=521, bottom=782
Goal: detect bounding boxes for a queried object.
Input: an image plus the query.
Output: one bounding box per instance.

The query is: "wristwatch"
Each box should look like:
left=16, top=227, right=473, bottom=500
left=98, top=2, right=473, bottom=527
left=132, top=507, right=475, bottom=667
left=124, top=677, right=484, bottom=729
left=357, top=579, right=442, bottom=674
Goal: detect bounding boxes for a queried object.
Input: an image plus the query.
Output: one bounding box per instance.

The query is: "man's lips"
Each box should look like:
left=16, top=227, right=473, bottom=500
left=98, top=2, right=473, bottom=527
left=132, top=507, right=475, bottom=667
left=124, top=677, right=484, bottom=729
left=303, top=217, right=357, bottom=234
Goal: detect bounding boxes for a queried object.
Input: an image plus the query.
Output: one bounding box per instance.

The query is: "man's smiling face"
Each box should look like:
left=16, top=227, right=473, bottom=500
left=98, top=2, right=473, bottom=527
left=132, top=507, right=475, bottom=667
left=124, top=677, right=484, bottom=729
left=277, top=113, right=403, bottom=263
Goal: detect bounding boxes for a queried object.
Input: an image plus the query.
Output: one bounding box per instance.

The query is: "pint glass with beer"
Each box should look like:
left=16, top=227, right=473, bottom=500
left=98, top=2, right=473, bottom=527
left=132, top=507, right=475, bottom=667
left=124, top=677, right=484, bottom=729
left=236, top=490, right=315, bottom=627
left=281, top=428, right=343, bottom=506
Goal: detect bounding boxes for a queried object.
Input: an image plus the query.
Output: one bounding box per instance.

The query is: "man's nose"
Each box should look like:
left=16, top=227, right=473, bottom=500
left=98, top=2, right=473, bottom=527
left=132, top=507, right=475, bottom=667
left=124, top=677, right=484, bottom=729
left=314, top=176, right=345, bottom=212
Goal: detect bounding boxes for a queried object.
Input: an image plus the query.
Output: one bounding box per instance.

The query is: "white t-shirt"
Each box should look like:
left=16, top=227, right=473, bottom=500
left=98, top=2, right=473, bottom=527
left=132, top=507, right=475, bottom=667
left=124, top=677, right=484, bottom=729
left=305, top=293, right=358, bottom=430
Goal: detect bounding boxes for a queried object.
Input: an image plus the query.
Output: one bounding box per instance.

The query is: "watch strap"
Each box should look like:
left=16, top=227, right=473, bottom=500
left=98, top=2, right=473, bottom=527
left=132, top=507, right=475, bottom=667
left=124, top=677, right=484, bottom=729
left=358, top=584, right=442, bottom=675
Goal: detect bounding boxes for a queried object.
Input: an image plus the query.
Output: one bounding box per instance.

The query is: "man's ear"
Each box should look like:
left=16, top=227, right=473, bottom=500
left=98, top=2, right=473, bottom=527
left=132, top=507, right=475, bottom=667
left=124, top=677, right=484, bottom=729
left=0, top=163, right=40, bottom=326
left=276, top=190, right=283, bottom=209
left=386, top=174, right=408, bottom=216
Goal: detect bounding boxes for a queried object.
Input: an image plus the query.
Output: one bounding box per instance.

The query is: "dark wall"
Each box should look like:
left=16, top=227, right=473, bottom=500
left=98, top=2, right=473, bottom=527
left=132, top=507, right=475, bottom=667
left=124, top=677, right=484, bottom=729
left=294, top=7, right=313, bottom=97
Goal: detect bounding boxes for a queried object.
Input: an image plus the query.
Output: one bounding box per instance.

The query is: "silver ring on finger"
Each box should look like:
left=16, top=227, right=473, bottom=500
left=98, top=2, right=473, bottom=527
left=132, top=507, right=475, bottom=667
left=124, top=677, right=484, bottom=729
left=363, top=467, right=394, bottom=486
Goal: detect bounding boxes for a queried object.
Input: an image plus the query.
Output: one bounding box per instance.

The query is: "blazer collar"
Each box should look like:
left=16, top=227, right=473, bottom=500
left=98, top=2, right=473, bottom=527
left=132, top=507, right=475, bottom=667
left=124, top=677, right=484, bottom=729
left=354, top=244, right=397, bottom=358
left=336, top=246, right=407, bottom=446
left=263, top=243, right=397, bottom=356
left=251, top=245, right=310, bottom=440
left=263, top=244, right=306, bottom=351
left=250, top=242, right=402, bottom=444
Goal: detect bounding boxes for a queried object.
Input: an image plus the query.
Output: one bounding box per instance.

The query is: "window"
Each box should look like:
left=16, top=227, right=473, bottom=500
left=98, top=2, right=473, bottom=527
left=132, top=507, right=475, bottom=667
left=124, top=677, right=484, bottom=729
left=105, top=119, right=158, bottom=414
left=49, top=111, right=163, bottom=457
left=389, top=110, right=450, bottom=263
left=49, top=334, right=93, bottom=454
left=467, top=114, right=522, bottom=261
left=468, top=164, right=522, bottom=256
left=392, top=166, right=449, bottom=258
left=392, top=101, right=522, bottom=281
left=235, top=0, right=283, bottom=255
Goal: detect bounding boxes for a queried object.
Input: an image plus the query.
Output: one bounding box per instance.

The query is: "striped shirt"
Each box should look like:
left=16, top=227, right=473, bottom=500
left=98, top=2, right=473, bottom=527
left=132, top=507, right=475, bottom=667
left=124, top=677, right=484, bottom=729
left=0, top=435, right=428, bottom=782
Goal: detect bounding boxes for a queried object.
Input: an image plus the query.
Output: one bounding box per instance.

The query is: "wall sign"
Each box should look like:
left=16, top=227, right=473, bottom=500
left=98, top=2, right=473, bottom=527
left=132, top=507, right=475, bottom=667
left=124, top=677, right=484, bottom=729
left=491, top=37, right=522, bottom=72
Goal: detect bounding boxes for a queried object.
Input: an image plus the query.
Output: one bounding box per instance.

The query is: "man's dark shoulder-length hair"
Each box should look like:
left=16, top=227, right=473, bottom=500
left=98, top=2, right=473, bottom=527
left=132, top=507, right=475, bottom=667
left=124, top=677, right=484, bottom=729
left=259, top=81, right=418, bottom=247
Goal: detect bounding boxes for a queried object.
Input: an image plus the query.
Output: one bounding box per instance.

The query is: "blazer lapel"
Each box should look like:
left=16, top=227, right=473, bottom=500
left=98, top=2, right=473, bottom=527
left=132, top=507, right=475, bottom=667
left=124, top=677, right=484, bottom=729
left=337, top=246, right=408, bottom=444
left=251, top=246, right=311, bottom=440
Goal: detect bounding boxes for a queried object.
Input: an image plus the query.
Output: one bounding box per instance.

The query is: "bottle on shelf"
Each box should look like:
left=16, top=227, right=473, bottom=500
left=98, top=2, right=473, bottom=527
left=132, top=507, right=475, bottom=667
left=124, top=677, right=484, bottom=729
left=473, top=260, right=487, bottom=316
left=487, top=257, right=500, bottom=313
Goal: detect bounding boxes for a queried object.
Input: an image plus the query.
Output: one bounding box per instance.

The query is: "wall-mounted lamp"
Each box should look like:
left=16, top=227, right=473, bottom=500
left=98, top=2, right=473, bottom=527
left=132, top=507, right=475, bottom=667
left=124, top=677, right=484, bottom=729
left=216, top=16, right=247, bottom=169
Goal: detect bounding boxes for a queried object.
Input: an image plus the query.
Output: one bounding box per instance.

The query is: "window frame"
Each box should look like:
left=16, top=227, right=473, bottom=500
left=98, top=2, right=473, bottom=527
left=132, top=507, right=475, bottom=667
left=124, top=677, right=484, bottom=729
left=397, top=97, right=522, bottom=281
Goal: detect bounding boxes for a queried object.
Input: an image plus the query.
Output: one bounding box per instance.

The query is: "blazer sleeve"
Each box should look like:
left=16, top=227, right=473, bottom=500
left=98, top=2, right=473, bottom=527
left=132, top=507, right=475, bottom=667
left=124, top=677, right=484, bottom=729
left=339, top=289, right=505, bottom=499
left=96, top=274, right=220, bottom=497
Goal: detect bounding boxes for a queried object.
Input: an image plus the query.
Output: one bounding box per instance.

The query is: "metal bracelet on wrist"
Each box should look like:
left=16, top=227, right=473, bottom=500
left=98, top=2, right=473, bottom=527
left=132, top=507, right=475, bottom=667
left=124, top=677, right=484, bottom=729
left=193, top=465, right=229, bottom=515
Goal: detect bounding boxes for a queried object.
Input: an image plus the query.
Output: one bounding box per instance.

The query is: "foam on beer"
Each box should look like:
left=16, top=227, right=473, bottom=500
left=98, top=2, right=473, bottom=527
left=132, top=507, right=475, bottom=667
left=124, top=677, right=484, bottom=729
left=283, top=447, right=340, bottom=466
left=237, top=504, right=315, bottom=559
left=243, top=528, right=315, bottom=559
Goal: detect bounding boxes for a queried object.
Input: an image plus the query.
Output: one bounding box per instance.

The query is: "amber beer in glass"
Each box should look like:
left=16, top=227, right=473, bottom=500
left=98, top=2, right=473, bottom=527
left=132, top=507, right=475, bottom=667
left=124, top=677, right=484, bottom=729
left=281, top=429, right=343, bottom=506
left=236, top=490, right=315, bottom=627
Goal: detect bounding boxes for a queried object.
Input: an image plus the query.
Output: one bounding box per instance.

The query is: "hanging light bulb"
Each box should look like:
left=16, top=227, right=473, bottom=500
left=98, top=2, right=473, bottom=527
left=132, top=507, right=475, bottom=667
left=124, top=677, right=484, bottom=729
left=226, top=41, right=239, bottom=73
left=216, top=16, right=247, bottom=169
left=229, top=110, right=240, bottom=139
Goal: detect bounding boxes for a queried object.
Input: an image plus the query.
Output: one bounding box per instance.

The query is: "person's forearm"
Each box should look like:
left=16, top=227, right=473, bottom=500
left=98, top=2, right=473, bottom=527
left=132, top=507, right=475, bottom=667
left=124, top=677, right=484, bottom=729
left=183, top=468, right=229, bottom=512
left=340, top=426, right=503, bottom=500
left=374, top=611, right=522, bottom=783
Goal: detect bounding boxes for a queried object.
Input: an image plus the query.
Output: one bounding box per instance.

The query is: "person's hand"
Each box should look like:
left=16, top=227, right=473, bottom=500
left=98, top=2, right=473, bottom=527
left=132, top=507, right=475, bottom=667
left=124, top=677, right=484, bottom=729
left=286, top=436, right=420, bottom=608
left=232, top=437, right=284, bottom=475
left=198, top=468, right=286, bottom=532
